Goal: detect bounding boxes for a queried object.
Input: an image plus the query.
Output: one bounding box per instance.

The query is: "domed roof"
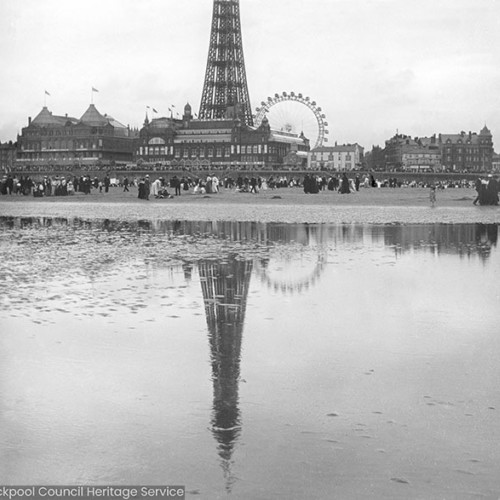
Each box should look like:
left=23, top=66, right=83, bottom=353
left=184, top=102, right=192, bottom=112
left=80, top=104, right=108, bottom=126
left=31, top=107, right=76, bottom=126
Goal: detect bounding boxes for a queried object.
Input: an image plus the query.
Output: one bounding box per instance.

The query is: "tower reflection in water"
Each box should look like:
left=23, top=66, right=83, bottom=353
left=198, top=256, right=253, bottom=490
left=186, top=221, right=498, bottom=490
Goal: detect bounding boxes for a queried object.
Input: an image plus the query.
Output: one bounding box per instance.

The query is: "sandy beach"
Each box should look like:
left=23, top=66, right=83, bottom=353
left=1, top=186, right=499, bottom=225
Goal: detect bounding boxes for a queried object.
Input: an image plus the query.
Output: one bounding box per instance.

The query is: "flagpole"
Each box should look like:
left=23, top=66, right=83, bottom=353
left=91, top=87, right=99, bottom=105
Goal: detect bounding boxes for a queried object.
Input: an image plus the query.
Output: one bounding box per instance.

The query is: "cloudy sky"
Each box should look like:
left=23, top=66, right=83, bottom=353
left=1, top=0, right=499, bottom=150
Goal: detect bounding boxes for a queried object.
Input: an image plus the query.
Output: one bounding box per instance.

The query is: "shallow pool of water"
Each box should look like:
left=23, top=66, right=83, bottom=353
left=1, top=217, right=499, bottom=499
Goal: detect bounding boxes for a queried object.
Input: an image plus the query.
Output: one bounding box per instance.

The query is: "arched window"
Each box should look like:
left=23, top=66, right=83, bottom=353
left=148, top=137, right=166, bottom=145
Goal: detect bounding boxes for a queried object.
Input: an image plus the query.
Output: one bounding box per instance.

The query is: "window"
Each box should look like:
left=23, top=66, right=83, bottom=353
left=148, top=137, right=166, bottom=145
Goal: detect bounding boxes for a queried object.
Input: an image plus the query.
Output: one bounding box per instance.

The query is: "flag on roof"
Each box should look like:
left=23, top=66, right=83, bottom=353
left=45, top=90, right=51, bottom=96
left=153, top=108, right=158, bottom=113
left=92, top=87, right=99, bottom=92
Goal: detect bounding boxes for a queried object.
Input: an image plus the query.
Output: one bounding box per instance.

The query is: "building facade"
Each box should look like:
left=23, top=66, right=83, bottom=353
left=16, top=104, right=137, bottom=168
left=492, top=153, right=500, bottom=173
left=384, top=134, right=442, bottom=171
left=0, top=141, right=17, bottom=173
left=439, top=127, right=493, bottom=172
left=401, top=147, right=441, bottom=172
left=308, top=144, right=364, bottom=171
left=135, top=104, right=310, bottom=170
left=384, top=127, right=494, bottom=172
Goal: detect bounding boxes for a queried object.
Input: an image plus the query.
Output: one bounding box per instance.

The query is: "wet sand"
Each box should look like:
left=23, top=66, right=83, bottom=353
left=1, top=217, right=499, bottom=499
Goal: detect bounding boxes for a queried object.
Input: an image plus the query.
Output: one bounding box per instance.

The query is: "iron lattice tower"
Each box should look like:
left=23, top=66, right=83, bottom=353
left=199, top=0, right=253, bottom=126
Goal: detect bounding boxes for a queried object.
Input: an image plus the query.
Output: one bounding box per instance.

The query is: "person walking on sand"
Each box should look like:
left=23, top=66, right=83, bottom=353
left=473, top=177, right=483, bottom=205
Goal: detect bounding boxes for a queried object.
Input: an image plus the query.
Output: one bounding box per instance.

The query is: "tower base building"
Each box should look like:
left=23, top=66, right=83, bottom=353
left=136, top=104, right=310, bottom=171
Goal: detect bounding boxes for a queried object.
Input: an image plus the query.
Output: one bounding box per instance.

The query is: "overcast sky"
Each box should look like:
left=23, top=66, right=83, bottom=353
left=1, top=0, right=499, bottom=150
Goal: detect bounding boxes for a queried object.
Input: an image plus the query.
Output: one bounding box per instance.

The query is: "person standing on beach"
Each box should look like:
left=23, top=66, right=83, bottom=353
left=486, top=175, right=499, bottom=205
left=144, top=175, right=150, bottom=200
left=104, top=174, right=111, bottom=193
left=83, top=176, right=91, bottom=195
left=355, top=175, right=360, bottom=192
left=430, top=185, right=436, bottom=207
left=138, top=178, right=146, bottom=199
left=339, top=172, right=351, bottom=194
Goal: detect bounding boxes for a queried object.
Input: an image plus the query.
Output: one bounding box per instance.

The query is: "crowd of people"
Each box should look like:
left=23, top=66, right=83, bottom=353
left=1, top=171, right=498, bottom=205
left=473, top=175, right=499, bottom=206
left=0, top=174, right=115, bottom=197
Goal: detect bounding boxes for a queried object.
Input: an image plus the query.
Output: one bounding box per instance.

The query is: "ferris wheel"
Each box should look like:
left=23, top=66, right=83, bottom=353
left=254, top=92, right=329, bottom=149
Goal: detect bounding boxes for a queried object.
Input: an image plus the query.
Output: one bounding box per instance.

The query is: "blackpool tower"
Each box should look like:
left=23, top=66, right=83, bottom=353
left=199, top=0, right=253, bottom=126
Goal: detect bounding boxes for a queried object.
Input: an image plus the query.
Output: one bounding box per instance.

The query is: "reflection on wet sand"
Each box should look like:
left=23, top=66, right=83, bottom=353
left=1, top=217, right=497, bottom=255
left=199, top=257, right=253, bottom=492
left=0, top=216, right=498, bottom=323
left=382, top=223, right=498, bottom=259
left=1, top=216, right=500, bottom=495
